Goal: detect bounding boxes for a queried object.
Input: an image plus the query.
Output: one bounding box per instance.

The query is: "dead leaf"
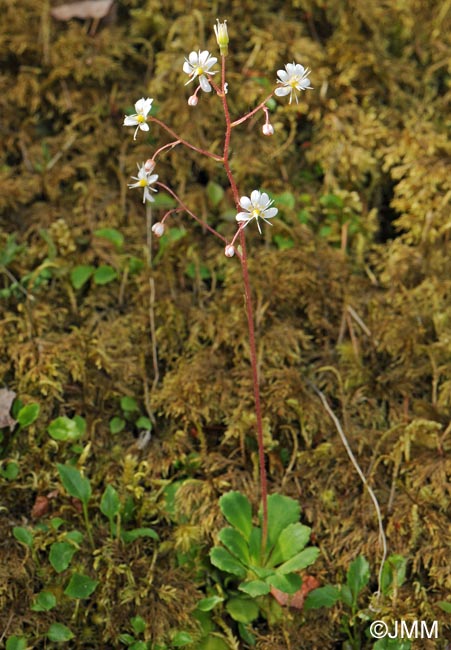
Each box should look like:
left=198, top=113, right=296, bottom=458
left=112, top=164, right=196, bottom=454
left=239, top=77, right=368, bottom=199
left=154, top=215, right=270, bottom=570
left=50, top=0, right=114, bottom=21
left=0, top=388, right=17, bottom=430
left=31, top=496, right=50, bottom=520
left=270, top=574, right=320, bottom=609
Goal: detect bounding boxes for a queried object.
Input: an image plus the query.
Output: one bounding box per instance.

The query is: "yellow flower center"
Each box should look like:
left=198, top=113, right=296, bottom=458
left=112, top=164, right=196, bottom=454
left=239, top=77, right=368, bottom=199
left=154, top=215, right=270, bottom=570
left=196, top=66, right=204, bottom=76
left=289, top=78, right=298, bottom=88
left=252, top=209, right=261, bottom=219
left=139, top=179, right=147, bottom=187
left=137, top=114, right=146, bottom=123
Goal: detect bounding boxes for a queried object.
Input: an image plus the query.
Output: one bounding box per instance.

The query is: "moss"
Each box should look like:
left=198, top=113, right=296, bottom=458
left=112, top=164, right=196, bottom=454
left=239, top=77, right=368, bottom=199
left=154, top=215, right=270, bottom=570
left=1, top=0, right=451, bottom=647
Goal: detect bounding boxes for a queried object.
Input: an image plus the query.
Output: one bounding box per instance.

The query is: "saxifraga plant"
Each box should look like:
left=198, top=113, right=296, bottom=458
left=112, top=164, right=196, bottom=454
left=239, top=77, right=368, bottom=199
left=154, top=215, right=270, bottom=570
left=122, top=19, right=313, bottom=558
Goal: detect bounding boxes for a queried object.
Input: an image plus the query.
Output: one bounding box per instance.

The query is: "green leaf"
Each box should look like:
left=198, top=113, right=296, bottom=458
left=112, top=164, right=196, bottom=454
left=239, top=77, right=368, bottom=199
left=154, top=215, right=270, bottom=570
left=304, top=585, right=341, bottom=610
left=70, top=265, right=95, bottom=289
left=47, top=623, right=74, bottom=642
left=218, top=527, right=250, bottom=564
left=210, top=546, right=247, bottom=578
left=196, top=596, right=224, bottom=612
left=340, top=584, right=353, bottom=607
left=172, top=631, right=193, bottom=646
left=49, top=541, right=77, bottom=573
left=64, top=573, right=98, bottom=599
left=109, top=416, right=126, bottom=434
left=93, top=265, right=117, bottom=285
left=274, top=191, right=295, bottom=209
left=130, top=642, right=148, bottom=650
left=437, top=600, right=451, bottom=613
left=380, top=554, right=407, bottom=595
left=65, top=530, right=84, bottom=544
left=273, top=235, right=294, bottom=250
left=1, top=461, right=19, bottom=480
left=130, top=615, right=146, bottom=635
left=128, top=256, right=144, bottom=275
left=237, top=622, right=256, bottom=646
left=219, top=491, right=252, bottom=541
left=238, top=580, right=270, bottom=597
left=17, top=403, right=40, bottom=427
left=94, top=228, right=124, bottom=249
left=13, top=526, right=33, bottom=548
left=248, top=526, right=262, bottom=563
left=121, top=527, right=159, bottom=543
left=48, top=416, right=85, bottom=442
left=226, top=597, right=259, bottom=623
left=276, top=546, right=320, bottom=574
left=268, top=523, right=311, bottom=566
left=346, top=555, right=370, bottom=602
left=267, top=572, right=302, bottom=594
left=264, top=494, right=301, bottom=550
left=100, top=485, right=120, bottom=520
left=206, top=181, right=224, bottom=207
left=119, top=633, right=135, bottom=645
left=120, top=396, right=139, bottom=412
left=136, top=416, right=152, bottom=430
left=57, top=463, right=91, bottom=505
left=31, top=590, right=57, bottom=612
left=6, top=636, right=27, bottom=650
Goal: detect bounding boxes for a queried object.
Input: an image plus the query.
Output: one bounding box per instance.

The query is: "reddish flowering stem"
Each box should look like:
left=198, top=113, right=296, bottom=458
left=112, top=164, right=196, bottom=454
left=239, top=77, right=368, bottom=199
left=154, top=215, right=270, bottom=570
left=230, top=92, right=275, bottom=128
left=156, top=181, right=226, bottom=243
left=216, top=56, right=269, bottom=551
left=149, top=116, right=223, bottom=162
left=152, top=140, right=181, bottom=160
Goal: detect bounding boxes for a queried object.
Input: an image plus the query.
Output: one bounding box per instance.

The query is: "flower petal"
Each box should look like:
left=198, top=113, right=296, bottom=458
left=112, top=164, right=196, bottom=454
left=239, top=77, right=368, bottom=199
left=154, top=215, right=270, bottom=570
left=188, top=51, right=198, bottom=65
left=250, top=189, right=261, bottom=205
left=239, top=196, right=252, bottom=210
left=259, top=192, right=270, bottom=207
left=275, top=86, right=291, bottom=97
left=236, top=212, right=251, bottom=221
left=277, top=70, right=289, bottom=82
left=124, top=115, right=138, bottom=126
left=140, top=123, right=149, bottom=132
left=263, top=207, right=278, bottom=219
left=183, top=60, right=193, bottom=74
left=199, top=75, right=212, bottom=92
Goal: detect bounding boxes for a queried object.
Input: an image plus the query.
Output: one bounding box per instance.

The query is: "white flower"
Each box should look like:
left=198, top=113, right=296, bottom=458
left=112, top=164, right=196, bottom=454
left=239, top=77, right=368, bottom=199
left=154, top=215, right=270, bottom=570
left=224, top=244, right=235, bottom=257
left=128, top=163, right=158, bottom=203
left=152, top=222, right=165, bottom=237
left=123, top=97, right=153, bottom=140
left=183, top=50, right=218, bottom=93
left=235, top=190, right=278, bottom=234
left=188, top=95, right=199, bottom=106
left=275, top=63, right=312, bottom=104
left=262, top=123, right=274, bottom=136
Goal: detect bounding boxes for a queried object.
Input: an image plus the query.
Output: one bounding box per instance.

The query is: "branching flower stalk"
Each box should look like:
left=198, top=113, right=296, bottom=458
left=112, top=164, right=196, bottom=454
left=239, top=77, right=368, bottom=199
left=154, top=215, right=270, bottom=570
left=123, top=19, right=312, bottom=555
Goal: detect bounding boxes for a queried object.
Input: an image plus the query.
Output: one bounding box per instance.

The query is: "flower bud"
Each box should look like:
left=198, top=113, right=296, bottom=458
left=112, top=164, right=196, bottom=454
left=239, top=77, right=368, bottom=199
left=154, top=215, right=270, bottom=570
left=262, top=123, right=274, bottom=136
left=224, top=245, right=235, bottom=257
left=152, top=222, right=165, bottom=237
left=144, top=159, right=155, bottom=173
left=188, top=95, right=198, bottom=106
left=214, top=19, right=229, bottom=56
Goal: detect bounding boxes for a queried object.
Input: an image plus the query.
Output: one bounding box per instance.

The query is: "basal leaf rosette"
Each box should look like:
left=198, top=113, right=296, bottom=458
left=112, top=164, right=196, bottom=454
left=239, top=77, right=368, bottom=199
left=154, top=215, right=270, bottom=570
left=210, top=491, right=319, bottom=599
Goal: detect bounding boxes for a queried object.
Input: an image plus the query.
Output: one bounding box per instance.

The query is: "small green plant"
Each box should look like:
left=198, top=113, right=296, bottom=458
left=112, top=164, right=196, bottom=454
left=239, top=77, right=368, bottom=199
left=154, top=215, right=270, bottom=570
left=0, top=392, right=40, bottom=457
left=305, top=554, right=410, bottom=650
left=210, top=490, right=319, bottom=635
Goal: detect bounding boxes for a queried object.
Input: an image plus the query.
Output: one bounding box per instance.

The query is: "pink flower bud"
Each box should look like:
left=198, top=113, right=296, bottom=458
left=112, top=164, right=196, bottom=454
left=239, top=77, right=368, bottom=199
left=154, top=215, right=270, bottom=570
left=224, top=245, right=235, bottom=257
left=152, top=222, right=165, bottom=237
left=144, top=159, right=155, bottom=173
left=262, top=123, right=274, bottom=136
left=188, top=95, right=198, bottom=106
